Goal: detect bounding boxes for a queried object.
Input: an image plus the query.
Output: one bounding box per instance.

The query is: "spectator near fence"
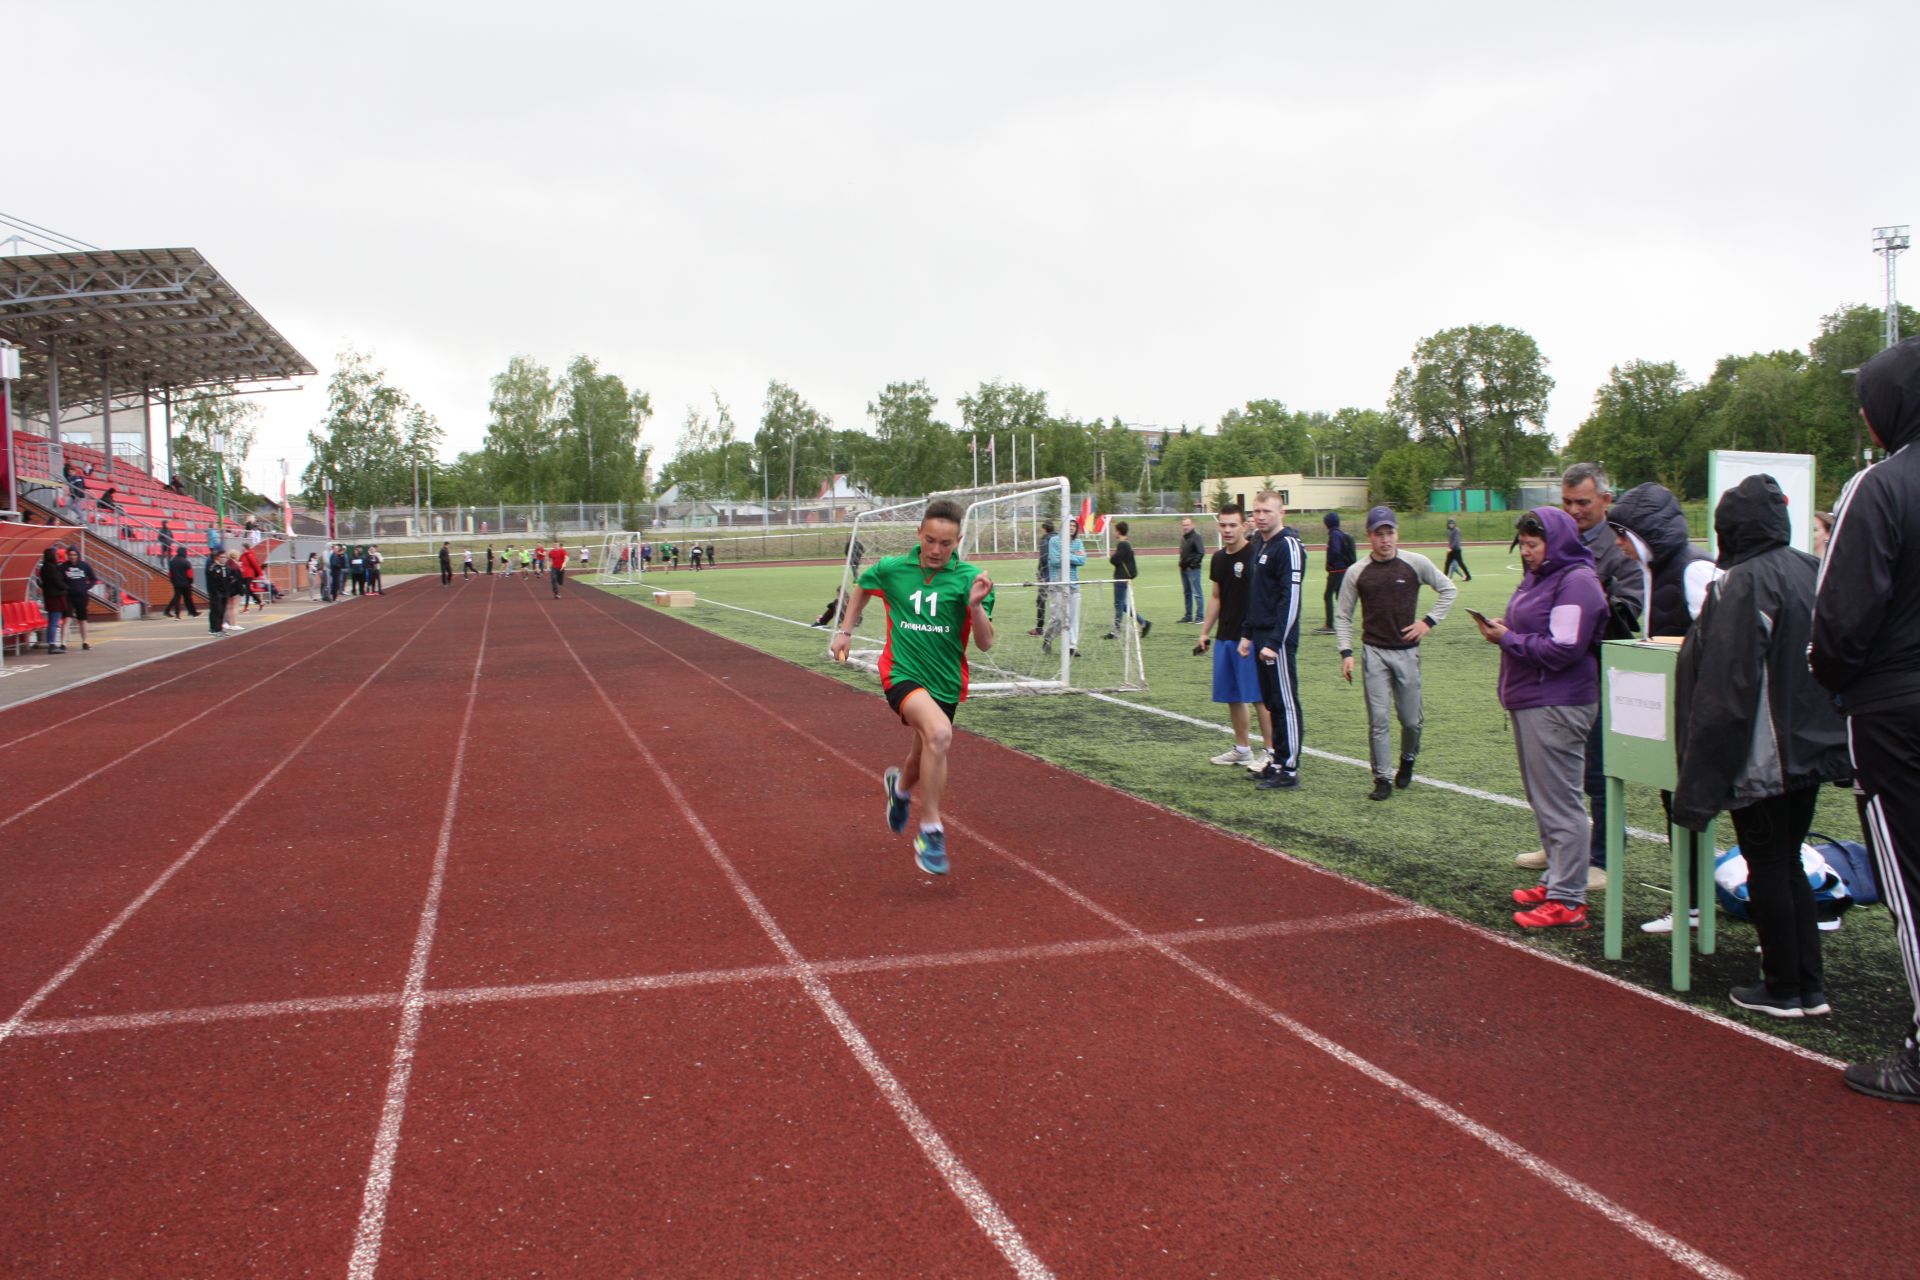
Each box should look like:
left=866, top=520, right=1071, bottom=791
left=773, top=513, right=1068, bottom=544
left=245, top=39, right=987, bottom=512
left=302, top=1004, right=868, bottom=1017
left=1104, top=520, right=1151, bottom=640
left=37, top=547, right=68, bottom=653
left=1177, top=517, right=1205, bottom=623
left=1317, top=511, right=1356, bottom=634
left=167, top=546, right=200, bottom=618
left=439, top=542, right=453, bottom=586
left=207, top=549, right=244, bottom=635
left=1240, top=490, right=1307, bottom=791
left=1811, top=333, right=1920, bottom=1103
left=60, top=543, right=99, bottom=651
left=328, top=543, right=347, bottom=600
left=1197, top=503, right=1268, bottom=771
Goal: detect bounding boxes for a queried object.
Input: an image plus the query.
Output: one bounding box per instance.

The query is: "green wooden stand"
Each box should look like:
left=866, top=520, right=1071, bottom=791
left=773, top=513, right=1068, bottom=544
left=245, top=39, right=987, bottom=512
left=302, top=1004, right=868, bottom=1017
left=1600, top=641, right=1718, bottom=990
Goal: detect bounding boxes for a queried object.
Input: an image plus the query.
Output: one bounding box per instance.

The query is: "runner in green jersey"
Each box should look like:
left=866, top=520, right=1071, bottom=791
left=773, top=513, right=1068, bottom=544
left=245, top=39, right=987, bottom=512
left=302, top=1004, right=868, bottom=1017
left=828, top=498, right=996, bottom=875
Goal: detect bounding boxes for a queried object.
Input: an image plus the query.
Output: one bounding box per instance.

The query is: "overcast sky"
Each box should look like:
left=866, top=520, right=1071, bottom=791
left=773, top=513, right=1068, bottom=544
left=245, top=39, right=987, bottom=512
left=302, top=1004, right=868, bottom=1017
left=14, top=0, right=1917, bottom=494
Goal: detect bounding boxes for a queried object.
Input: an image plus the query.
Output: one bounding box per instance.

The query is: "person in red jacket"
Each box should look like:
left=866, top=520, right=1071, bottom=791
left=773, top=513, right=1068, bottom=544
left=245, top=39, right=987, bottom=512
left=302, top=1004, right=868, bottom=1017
left=237, top=545, right=268, bottom=613
left=548, top=540, right=569, bottom=598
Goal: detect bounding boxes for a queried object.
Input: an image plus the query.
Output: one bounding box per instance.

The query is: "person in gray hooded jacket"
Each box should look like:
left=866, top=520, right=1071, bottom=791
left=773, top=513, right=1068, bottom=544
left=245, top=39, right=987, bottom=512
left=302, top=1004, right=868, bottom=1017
left=1674, top=474, right=1849, bottom=1020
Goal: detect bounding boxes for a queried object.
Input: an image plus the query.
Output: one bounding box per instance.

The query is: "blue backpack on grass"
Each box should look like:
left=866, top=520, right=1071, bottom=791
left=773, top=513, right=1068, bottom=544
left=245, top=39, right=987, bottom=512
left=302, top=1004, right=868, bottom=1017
left=1713, top=831, right=1879, bottom=921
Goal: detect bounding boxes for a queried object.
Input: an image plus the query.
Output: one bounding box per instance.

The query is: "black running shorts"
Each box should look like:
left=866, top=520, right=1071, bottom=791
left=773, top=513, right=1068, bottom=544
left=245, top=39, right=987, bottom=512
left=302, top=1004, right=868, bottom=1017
left=885, top=680, right=957, bottom=724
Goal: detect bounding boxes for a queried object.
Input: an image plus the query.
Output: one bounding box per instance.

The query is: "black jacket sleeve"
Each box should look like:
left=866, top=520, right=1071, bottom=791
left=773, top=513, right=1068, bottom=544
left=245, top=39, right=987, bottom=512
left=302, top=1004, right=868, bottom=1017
left=1672, top=575, right=1765, bottom=830
left=1811, top=470, right=1898, bottom=699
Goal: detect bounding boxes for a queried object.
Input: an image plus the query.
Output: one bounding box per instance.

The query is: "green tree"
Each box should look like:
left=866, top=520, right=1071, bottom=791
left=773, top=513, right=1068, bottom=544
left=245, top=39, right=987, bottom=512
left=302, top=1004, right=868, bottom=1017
left=957, top=381, right=1052, bottom=481
left=553, top=356, right=653, bottom=502
left=169, top=386, right=262, bottom=496
left=1807, top=302, right=1920, bottom=492
left=862, top=380, right=962, bottom=496
left=1370, top=444, right=1446, bottom=510
left=1389, top=324, right=1555, bottom=491
left=482, top=355, right=557, bottom=503
left=302, top=349, right=438, bottom=507
left=658, top=394, right=752, bottom=500
left=757, top=380, right=833, bottom=500
left=1318, top=407, right=1407, bottom=478
left=1215, top=399, right=1310, bottom=476
left=1565, top=360, right=1705, bottom=494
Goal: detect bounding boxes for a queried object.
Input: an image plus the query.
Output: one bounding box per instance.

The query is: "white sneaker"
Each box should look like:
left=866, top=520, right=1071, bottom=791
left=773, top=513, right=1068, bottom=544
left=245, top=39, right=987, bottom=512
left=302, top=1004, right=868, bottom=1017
left=1587, top=865, right=1608, bottom=891
left=224, top=625, right=243, bottom=633
left=1641, top=909, right=1701, bottom=934
left=1514, top=849, right=1547, bottom=870
left=1243, top=750, right=1272, bottom=773
left=1818, top=918, right=1842, bottom=933
left=1210, top=747, right=1254, bottom=766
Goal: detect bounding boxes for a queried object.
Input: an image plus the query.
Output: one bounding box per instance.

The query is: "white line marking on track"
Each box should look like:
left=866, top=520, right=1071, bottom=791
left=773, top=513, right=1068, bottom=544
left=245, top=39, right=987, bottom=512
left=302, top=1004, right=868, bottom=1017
left=13, top=909, right=1424, bottom=1041
left=0, top=614, right=308, bottom=752
left=347, top=589, right=494, bottom=1280
left=577, top=590, right=1743, bottom=1278
left=539, top=602, right=1055, bottom=1280
left=0, top=593, right=423, bottom=833
left=1082, top=690, right=1674, bottom=845
left=0, top=589, right=465, bottom=1053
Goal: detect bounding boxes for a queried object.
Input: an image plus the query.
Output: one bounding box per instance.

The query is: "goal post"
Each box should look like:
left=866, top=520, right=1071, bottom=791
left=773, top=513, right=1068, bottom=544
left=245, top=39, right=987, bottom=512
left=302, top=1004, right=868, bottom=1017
left=599, top=532, right=645, bottom=584
left=831, top=477, right=1146, bottom=695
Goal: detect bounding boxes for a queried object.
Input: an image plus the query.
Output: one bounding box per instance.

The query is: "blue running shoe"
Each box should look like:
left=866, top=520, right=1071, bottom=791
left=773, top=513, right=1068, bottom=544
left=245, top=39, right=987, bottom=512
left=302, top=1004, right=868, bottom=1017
left=913, top=828, right=949, bottom=875
left=883, top=767, right=910, bottom=834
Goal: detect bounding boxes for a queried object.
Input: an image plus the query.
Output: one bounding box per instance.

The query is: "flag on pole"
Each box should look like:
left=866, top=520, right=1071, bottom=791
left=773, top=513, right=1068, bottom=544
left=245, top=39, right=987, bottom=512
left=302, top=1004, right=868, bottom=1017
left=1077, top=493, right=1105, bottom=534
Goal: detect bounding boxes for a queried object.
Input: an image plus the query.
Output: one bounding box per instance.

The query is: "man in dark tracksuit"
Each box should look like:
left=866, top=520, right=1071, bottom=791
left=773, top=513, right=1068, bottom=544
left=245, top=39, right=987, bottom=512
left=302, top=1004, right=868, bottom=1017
left=1029, top=519, right=1054, bottom=636
left=164, top=546, right=199, bottom=618
left=1812, top=334, right=1920, bottom=1102
left=207, top=550, right=243, bottom=635
left=1177, top=517, right=1206, bottom=623
left=1318, top=511, right=1356, bottom=633
left=439, top=542, right=453, bottom=585
left=328, top=544, right=348, bottom=600
left=1239, top=489, right=1307, bottom=789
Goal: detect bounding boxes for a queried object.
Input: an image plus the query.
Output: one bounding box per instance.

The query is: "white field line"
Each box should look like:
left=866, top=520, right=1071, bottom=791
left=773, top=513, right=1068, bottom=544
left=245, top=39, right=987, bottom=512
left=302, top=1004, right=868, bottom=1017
left=539, top=602, right=1053, bottom=1280
left=0, top=619, right=306, bottom=753
left=1082, top=690, right=1673, bottom=845
left=682, top=591, right=1672, bottom=844
left=577, top=592, right=1744, bottom=1278
left=582, top=591, right=1841, bottom=1067
left=0, top=593, right=421, bottom=833
left=12, top=908, right=1425, bottom=1041
left=0, top=589, right=464, bottom=1053
left=956, top=827, right=1741, bottom=1280
left=347, top=590, right=495, bottom=1280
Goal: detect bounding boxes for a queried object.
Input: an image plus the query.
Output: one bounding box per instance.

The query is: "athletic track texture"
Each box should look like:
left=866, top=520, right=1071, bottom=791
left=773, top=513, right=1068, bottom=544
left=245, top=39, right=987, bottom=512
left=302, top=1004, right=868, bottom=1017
left=2, top=575, right=1915, bottom=1278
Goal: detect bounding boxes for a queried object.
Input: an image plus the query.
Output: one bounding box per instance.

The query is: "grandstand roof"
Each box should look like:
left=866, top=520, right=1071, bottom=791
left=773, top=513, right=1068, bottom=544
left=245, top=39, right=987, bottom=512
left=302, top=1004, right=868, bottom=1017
left=0, top=247, right=314, bottom=412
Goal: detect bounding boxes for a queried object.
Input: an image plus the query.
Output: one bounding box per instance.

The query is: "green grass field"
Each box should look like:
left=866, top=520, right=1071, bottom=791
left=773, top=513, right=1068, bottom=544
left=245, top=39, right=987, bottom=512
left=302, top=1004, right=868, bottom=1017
left=601, top=556, right=1906, bottom=1064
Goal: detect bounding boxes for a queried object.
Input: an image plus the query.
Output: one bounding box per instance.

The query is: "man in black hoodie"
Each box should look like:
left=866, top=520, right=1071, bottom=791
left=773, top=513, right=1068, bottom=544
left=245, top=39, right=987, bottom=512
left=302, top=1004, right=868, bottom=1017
left=1674, top=475, right=1849, bottom=1019
left=1813, top=334, right=1920, bottom=1102
left=1317, top=511, right=1356, bottom=634
left=164, top=545, right=199, bottom=618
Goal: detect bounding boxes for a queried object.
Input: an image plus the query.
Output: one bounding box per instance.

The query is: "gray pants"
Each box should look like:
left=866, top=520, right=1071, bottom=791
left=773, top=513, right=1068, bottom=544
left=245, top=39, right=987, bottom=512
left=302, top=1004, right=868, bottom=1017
left=1363, top=645, right=1423, bottom=780
left=1511, top=703, right=1598, bottom=905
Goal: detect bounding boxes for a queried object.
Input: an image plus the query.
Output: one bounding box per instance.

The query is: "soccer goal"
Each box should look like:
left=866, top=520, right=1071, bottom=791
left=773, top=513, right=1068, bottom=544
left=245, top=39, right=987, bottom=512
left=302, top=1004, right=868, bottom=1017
left=600, top=533, right=645, bottom=584
left=832, top=477, right=1147, bottom=695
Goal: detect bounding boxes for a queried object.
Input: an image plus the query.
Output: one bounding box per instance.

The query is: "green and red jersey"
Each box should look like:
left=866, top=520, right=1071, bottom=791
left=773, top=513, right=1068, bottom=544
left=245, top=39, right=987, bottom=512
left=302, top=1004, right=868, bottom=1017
left=859, top=550, right=995, bottom=705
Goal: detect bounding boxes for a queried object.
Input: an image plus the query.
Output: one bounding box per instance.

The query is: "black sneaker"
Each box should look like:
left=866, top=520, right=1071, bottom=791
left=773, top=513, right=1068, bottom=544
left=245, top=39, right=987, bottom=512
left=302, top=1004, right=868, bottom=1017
left=1368, top=778, right=1392, bottom=801
left=1257, top=771, right=1300, bottom=791
left=1729, top=983, right=1803, bottom=1019
left=1140, top=620, right=1152, bottom=638
left=1801, top=990, right=1832, bottom=1017
left=1394, top=757, right=1415, bottom=789
left=1102, top=632, right=1119, bottom=640
left=1248, top=764, right=1276, bottom=782
left=1843, top=1046, right=1920, bottom=1103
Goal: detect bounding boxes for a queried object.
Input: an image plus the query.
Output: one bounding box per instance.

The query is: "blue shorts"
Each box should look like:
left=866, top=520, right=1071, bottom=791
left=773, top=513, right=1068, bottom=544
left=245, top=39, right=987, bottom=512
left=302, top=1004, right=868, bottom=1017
left=1212, top=639, right=1262, bottom=704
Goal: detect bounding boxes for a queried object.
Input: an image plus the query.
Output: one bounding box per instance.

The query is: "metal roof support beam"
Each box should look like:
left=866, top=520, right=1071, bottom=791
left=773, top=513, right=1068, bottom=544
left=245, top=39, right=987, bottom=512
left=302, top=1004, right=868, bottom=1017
left=102, top=351, right=113, bottom=477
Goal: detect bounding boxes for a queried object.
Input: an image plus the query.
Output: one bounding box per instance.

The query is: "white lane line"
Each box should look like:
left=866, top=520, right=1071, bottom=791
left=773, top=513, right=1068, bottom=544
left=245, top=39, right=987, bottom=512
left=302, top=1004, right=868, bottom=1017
left=1082, top=690, right=1672, bottom=845
left=0, top=593, right=424, bottom=833
left=957, top=826, right=1741, bottom=1280
left=578, top=594, right=1740, bottom=1278
left=346, top=589, right=494, bottom=1280
left=0, top=589, right=465, bottom=1052
left=670, top=591, right=1673, bottom=844
left=583, top=590, right=1847, bottom=1068
left=539, top=603, right=1054, bottom=1280
left=14, top=909, right=1424, bottom=1041
left=0, top=622, right=303, bottom=753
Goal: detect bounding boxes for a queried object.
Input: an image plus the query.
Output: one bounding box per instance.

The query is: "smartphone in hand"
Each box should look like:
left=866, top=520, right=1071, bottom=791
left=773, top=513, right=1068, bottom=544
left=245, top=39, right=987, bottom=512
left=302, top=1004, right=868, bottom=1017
left=1466, top=607, right=1493, bottom=627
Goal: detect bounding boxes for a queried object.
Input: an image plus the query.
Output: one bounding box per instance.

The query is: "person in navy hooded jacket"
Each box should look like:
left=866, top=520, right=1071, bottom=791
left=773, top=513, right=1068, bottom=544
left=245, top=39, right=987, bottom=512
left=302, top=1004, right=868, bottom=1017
left=1473, top=507, right=1608, bottom=930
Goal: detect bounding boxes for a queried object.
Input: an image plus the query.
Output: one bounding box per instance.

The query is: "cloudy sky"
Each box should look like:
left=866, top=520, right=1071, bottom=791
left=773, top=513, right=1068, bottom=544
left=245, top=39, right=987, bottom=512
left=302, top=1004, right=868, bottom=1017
left=13, top=0, right=1916, bottom=494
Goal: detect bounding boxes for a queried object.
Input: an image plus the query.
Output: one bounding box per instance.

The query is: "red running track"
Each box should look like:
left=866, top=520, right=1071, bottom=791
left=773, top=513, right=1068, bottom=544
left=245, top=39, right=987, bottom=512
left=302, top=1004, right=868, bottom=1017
left=2, top=574, right=1916, bottom=1278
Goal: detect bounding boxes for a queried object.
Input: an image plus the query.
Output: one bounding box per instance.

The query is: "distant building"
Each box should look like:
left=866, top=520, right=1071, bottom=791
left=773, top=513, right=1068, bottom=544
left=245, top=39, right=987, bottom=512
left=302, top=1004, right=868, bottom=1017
left=1207, top=473, right=1370, bottom=514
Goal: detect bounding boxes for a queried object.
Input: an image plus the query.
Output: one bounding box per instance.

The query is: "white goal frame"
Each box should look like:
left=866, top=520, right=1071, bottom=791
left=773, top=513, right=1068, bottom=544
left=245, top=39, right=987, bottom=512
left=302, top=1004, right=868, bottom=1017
left=832, top=477, right=1146, bottom=695
left=599, top=533, right=645, bottom=584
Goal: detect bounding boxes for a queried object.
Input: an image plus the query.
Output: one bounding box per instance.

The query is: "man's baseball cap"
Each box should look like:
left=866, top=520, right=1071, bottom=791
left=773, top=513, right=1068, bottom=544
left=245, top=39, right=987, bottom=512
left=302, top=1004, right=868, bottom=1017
left=1366, top=505, right=1397, bottom=531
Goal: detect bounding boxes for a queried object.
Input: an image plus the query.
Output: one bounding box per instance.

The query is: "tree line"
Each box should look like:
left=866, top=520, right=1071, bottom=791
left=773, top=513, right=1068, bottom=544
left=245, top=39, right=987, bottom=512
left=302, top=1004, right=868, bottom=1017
left=276, top=300, right=1909, bottom=515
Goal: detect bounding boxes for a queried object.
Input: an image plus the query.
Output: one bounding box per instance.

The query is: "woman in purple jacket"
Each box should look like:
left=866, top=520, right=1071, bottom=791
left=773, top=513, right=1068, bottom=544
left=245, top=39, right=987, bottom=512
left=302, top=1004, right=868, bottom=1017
left=1472, top=507, right=1608, bottom=929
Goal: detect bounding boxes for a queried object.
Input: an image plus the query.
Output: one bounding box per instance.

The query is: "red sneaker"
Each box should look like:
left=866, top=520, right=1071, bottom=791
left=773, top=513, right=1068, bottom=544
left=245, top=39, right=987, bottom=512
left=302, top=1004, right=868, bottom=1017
left=1511, top=885, right=1550, bottom=906
left=1514, top=900, right=1589, bottom=930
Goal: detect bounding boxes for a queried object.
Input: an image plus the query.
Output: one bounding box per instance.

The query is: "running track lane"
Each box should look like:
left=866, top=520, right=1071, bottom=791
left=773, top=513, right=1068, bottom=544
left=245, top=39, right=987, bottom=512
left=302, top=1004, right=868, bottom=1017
left=568, top=583, right=1920, bottom=1276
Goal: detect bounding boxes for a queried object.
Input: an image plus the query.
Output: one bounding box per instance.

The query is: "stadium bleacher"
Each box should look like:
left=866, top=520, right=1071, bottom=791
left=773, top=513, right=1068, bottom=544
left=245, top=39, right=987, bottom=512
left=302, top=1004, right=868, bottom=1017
left=12, top=431, right=248, bottom=554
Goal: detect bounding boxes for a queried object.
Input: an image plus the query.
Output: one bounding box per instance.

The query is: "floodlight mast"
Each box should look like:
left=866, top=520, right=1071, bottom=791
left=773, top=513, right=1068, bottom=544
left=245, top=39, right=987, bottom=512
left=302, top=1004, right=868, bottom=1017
left=1874, top=225, right=1911, bottom=350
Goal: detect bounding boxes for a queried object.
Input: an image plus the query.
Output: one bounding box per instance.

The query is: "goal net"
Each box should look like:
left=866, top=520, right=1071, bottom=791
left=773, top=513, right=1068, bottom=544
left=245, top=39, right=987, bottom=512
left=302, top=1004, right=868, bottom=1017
left=832, top=477, right=1146, bottom=695
left=599, top=533, right=645, bottom=584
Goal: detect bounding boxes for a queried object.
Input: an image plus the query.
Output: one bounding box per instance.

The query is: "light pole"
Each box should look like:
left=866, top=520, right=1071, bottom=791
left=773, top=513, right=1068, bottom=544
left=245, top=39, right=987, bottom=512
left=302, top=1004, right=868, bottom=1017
left=1304, top=432, right=1319, bottom=478
left=1874, top=225, right=1911, bottom=350
left=323, top=474, right=336, bottom=541
left=210, top=431, right=227, bottom=532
